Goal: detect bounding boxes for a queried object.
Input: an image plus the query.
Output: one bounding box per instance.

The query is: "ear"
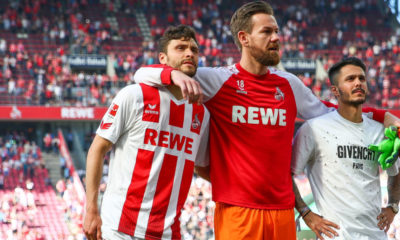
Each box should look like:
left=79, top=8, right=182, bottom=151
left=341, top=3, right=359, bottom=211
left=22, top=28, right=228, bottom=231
left=159, top=52, right=167, bottom=64
left=330, top=85, right=340, bottom=97
left=238, top=31, right=249, bottom=48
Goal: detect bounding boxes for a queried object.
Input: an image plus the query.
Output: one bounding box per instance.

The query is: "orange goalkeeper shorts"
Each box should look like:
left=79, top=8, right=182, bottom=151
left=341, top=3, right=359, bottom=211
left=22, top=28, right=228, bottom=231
left=214, top=202, right=296, bottom=240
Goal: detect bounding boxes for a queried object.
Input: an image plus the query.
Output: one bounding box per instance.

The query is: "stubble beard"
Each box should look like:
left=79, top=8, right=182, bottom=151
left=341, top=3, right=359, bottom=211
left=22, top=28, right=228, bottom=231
left=338, top=88, right=366, bottom=107
left=170, top=60, right=197, bottom=77
left=249, top=45, right=280, bottom=66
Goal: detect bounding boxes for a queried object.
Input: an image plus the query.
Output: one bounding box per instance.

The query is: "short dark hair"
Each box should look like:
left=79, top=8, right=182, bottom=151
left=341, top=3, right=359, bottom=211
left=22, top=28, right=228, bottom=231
left=328, top=57, right=366, bottom=85
left=158, top=25, right=198, bottom=54
left=230, top=1, right=274, bottom=51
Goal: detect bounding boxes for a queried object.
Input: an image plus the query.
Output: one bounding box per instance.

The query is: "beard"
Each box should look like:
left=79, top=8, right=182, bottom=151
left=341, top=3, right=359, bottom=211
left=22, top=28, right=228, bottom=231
left=249, top=44, right=280, bottom=66
left=168, top=60, right=197, bottom=77
left=338, top=88, right=367, bottom=106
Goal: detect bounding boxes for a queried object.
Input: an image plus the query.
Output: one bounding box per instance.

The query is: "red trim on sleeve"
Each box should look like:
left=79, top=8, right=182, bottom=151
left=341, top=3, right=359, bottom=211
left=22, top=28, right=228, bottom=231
left=142, top=64, right=176, bottom=85
left=161, top=66, right=175, bottom=85
left=321, top=100, right=336, bottom=109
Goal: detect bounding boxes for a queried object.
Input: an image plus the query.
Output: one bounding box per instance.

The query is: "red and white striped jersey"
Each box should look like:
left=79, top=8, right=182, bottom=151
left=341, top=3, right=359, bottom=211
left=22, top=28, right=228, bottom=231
left=96, top=83, right=210, bottom=240
left=134, top=63, right=385, bottom=210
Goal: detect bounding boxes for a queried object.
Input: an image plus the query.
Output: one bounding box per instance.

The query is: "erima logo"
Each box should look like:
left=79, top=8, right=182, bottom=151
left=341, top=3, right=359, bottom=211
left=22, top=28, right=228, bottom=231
left=145, top=104, right=159, bottom=115
left=192, top=114, right=200, bottom=129
left=275, top=87, right=284, bottom=101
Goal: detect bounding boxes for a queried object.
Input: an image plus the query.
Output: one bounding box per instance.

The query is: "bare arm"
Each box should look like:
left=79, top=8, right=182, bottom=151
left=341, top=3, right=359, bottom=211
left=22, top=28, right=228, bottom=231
left=292, top=177, right=339, bottom=240
left=377, top=173, right=400, bottom=232
left=194, top=166, right=210, bottom=182
left=83, top=135, right=113, bottom=240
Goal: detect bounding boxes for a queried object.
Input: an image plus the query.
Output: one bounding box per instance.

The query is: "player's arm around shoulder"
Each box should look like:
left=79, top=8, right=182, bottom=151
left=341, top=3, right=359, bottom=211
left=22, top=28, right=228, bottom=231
left=275, top=69, right=330, bottom=120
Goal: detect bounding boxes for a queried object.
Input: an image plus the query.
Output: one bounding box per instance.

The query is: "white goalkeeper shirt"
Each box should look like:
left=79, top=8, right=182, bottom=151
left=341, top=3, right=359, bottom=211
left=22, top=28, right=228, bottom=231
left=292, top=111, right=398, bottom=240
left=96, top=83, right=210, bottom=240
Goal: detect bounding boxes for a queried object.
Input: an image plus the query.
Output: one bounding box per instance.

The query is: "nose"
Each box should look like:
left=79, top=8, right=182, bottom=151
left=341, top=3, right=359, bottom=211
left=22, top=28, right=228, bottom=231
left=185, top=49, right=194, bottom=58
left=271, top=32, right=279, bottom=42
left=354, top=78, right=362, bottom=86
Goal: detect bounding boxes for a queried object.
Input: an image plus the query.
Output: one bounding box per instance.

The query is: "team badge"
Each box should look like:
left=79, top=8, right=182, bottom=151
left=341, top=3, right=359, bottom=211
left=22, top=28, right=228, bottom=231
left=274, top=87, right=285, bottom=101
left=192, top=114, right=201, bottom=129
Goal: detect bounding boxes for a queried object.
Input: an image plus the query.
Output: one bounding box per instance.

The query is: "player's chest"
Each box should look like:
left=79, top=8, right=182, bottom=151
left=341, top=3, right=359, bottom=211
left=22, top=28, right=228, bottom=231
left=214, top=76, right=296, bottom=108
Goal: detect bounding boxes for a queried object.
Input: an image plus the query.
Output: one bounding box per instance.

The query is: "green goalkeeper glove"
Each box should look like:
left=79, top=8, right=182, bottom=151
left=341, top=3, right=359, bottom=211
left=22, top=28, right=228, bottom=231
left=368, top=126, right=400, bottom=170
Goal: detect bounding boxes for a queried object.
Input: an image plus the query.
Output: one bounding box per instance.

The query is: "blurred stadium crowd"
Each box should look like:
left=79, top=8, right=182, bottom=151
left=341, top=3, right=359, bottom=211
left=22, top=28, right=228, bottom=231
left=0, top=0, right=400, bottom=108
left=0, top=0, right=400, bottom=239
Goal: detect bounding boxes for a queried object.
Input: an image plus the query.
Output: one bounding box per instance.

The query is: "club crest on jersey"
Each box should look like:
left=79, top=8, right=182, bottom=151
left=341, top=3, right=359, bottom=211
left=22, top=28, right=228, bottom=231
left=108, top=103, right=119, bottom=117
left=236, top=80, right=247, bottom=94
left=191, top=114, right=201, bottom=129
left=274, top=87, right=284, bottom=101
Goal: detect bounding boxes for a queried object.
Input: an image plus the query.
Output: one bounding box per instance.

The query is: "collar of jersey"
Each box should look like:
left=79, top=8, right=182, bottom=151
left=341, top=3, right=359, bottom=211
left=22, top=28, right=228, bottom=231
left=162, top=87, right=187, bottom=105
left=235, top=63, right=270, bottom=79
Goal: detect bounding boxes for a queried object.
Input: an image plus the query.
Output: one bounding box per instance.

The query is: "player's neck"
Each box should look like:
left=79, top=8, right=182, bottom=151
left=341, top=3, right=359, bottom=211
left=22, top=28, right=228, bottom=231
left=337, top=103, right=363, bottom=123
left=239, top=54, right=269, bottom=75
left=166, top=85, right=183, bottom=100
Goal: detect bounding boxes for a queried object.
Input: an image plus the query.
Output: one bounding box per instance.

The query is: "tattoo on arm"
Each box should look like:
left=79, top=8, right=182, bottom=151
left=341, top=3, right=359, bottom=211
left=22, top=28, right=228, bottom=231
left=293, top=177, right=308, bottom=211
left=388, top=174, right=400, bottom=204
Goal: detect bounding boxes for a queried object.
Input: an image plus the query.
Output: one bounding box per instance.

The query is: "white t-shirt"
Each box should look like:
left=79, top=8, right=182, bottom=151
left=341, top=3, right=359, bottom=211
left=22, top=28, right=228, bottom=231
left=292, top=110, right=399, bottom=240
left=97, top=84, right=210, bottom=240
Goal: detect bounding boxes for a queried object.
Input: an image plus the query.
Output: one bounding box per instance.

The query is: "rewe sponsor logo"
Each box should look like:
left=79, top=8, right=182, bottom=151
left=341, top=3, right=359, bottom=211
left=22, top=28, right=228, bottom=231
left=232, top=105, right=286, bottom=126
left=61, top=107, right=94, bottom=119
left=144, top=128, right=193, bottom=154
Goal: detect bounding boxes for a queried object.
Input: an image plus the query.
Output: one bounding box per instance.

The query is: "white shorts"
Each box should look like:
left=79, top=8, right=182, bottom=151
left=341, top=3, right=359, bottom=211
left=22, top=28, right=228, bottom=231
left=102, top=228, right=144, bottom=240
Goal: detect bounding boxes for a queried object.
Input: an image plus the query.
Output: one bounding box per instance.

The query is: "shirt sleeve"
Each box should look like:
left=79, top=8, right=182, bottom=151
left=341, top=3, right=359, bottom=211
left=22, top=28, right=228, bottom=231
left=133, top=64, right=176, bottom=86
left=134, top=65, right=233, bottom=102
left=284, top=72, right=332, bottom=120
left=291, top=121, right=316, bottom=175
left=96, top=86, right=137, bottom=144
left=194, top=111, right=210, bottom=167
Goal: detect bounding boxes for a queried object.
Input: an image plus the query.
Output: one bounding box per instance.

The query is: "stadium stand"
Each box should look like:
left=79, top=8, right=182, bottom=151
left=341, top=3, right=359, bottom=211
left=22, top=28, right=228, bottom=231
left=0, top=0, right=400, bottom=239
left=0, top=131, right=71, bottom=240
left=0, top=0, right=399, bottom=109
